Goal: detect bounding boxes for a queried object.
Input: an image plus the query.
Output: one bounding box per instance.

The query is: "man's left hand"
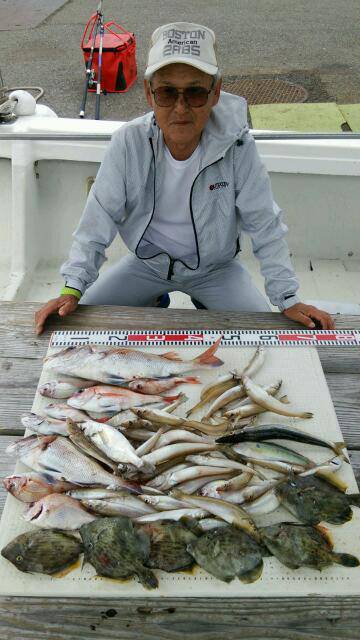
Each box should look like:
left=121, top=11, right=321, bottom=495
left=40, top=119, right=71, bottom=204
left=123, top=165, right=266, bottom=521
left=283, top=302, right=335, bottom=329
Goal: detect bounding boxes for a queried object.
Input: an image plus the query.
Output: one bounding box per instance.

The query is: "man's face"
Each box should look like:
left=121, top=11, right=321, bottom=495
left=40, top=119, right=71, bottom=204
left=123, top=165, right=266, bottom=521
left=144, top=64, right=221, bottom=154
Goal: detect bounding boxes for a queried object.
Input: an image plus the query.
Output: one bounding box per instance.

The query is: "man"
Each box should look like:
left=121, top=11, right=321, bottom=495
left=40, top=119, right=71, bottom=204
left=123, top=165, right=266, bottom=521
left=35, top=22, right=334, bottom=334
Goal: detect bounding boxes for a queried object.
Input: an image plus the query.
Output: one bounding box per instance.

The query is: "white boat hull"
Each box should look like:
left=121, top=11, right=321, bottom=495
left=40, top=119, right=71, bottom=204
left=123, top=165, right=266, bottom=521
left=1, top=114, right=359, bottom=312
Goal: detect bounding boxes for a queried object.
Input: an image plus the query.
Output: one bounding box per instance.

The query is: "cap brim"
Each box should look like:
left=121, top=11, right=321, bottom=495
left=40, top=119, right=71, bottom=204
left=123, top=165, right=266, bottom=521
left=144, top=58, right=218, bottom=79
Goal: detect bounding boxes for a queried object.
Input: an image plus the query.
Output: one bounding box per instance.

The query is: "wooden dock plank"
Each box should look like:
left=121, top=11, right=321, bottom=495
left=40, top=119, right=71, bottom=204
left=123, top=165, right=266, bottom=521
left=1, top=595, right=360, bottom=640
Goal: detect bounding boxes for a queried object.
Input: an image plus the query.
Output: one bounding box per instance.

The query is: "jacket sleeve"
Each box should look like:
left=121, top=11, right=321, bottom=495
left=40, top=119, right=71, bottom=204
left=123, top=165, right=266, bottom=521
left=60, top=127, right=127, bottom=294
left=234, top=132, right=300, bottom=311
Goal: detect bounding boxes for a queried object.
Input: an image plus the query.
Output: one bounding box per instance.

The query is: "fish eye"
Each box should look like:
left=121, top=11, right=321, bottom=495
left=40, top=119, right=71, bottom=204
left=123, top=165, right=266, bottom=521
left=16, top=555, right=23, bottom=562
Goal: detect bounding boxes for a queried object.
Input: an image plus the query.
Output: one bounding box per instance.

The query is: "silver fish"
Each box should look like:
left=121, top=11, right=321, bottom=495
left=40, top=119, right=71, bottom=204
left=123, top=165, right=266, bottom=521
left=153, top=429, right=213, bottom=450
left=39, top=379, right=94, bottom=399
left=175, top=475, right=232, bottom=494
left=141, top=442, right=217, bottom=467
left=242, top=376, right=313, bottom=419
left=80, top=420, right=148, bottom=470
left=131, top=407, right=230, bottom=437
left=14, top=435, right=139, bottom=492
left=195, top=518, right=229, bottom=532
left=21, top=413, right=69, bottom=436
left=44, top=403, right=89, bottom=422
left=139, top=494, right=189, bottom=510
left=136, top=428, right=165, bottom=457
left=128, top=376, right=200, bottom=394
left=135, top=508, right=209, bottom=523
left=146, top=465, right=233, bottom=492
left=68, top=385, right=180, bottom=413
left=172, top=490, right=260, bottom=540
left=67, top=488, right=127, bottom=500
left=23, top=494, right=96, bottom=530
left=66, top=419, right=119, bottom=472
left=44, top=339, right=223, bottom=384
left=81, top=496, right=155, bottom=518
left=3, top=472, right=76, bottom=503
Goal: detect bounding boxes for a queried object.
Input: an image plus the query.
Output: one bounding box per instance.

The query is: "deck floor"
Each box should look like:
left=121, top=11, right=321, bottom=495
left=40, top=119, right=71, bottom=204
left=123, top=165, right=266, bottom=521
left=8, top=257, right=360, bottom=313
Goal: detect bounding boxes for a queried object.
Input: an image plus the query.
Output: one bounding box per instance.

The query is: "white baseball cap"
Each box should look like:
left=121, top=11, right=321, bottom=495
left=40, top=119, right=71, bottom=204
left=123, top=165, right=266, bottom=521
left=144, top=22, right=218, bottom=79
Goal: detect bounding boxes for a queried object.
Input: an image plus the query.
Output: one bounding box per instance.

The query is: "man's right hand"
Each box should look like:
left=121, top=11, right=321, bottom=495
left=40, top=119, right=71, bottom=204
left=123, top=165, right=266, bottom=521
left=35, top=295, right=79, bottom=335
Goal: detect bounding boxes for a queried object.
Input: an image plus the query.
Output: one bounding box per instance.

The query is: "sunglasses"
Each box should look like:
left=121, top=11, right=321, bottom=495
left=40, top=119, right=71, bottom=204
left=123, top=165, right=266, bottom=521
left=150, top=82, right=215, bottom=108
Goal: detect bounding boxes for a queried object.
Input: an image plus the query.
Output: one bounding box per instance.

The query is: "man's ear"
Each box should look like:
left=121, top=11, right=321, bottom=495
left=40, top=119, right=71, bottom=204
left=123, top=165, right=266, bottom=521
left=211, top=78, right=222, bottom=106
left=144, top=79, right=153, bottom=108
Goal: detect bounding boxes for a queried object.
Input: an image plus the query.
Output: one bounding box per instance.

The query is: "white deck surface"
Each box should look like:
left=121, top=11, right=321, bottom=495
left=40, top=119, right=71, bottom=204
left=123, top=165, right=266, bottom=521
left=17, top=256, right=360, bottom=314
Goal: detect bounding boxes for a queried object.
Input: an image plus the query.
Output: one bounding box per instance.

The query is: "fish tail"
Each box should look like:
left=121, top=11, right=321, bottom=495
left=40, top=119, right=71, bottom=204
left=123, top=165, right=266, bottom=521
left=109, top=480, right=141, bottom=494
left=192, top=337, right=223, bottom=367
left=347, top=493, right=360, bottom=507
left=332, top=552, right=360, bottom=568
left=136, top=566, right=159, bottom=590
left=333, top=442, right=349, bottom=460
left=181, top=376, right=201, bottom=384
left=301, top=412, right=314, bottom=419
left=162, top=393, right=181, bottom=403
left=239, top=559, right=264, bottom=583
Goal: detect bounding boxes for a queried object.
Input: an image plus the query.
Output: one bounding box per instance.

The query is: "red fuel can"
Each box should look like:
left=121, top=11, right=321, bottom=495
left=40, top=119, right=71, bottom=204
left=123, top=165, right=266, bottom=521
left=81, top=16, right=137, bottom=93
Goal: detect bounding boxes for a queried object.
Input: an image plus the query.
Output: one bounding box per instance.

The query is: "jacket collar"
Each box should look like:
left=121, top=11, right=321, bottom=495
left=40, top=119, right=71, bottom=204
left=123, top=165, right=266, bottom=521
left=144, top=91, right=249, bottom=165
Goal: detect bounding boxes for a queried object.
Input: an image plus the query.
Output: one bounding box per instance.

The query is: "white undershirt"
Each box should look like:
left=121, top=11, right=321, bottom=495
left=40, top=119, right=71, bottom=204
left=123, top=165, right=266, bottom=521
left=143, top=140, right=200, bottom=260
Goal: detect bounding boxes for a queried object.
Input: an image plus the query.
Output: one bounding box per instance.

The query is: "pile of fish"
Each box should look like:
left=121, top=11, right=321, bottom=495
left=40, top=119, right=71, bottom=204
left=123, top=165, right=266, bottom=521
left=1, top=341, right=360, bottom=588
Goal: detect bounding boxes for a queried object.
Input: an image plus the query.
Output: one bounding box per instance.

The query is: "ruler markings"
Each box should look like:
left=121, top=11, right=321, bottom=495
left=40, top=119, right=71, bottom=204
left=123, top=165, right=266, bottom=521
left=50, top=329, right=360, bottom=348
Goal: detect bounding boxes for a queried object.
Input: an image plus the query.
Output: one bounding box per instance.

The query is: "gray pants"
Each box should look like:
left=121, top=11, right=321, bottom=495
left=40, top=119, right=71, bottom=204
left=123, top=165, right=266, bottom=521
left=81, top=255, right=270, bottom=312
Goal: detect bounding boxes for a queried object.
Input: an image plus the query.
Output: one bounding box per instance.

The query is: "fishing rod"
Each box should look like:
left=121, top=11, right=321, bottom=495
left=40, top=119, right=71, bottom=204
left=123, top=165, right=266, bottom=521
left=79, top=0, right=104, bottom=119
left=95, top=17, right=105, bottom=120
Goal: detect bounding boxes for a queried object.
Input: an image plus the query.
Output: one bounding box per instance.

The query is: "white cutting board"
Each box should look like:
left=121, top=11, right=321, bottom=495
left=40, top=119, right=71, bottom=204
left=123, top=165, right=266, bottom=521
left=0, top=341, right=359, bottom=597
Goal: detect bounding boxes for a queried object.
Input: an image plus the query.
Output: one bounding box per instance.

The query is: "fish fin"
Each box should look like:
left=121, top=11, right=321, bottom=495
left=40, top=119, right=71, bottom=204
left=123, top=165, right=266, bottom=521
left=44, top=346, right=76, bottom=362
left=162, top=393, right=181, bottom=403
left=136, top=566, right=159, bottom=590
left=182, top=376, right=201, bottom=384
left=139, top=462, right=156, bottom=476
left=193, top=337, right=223, bottom=367
left=238, top=559, right=263, bottom=583
left=108, top=480, right=142, bottom=495
left=40, top=435, right=58, bottom=450
left=161, top=351, right=183, bottom=362
left=333, top=442, right=349, bottom=460
left=347, top=493, right=360, bottom=507
left=332, top=552, right=360, bottom=567
left=314, top=524, right=333, bottom=549
left=216, top=433, right=241, bottom=444
left=101, top=374, right=127, bottom=386
left=98, top=392, right=124, bottom=398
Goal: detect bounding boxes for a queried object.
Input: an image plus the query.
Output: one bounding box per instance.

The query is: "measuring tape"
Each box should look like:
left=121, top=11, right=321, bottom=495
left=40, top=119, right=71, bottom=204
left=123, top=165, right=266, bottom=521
left=50, top=329, right=360, bottom=348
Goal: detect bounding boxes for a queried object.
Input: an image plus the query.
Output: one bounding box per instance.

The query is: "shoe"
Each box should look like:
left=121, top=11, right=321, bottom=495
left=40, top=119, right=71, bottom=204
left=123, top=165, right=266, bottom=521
left=191, top=297, right=207, bottom=310
left=156, top=293, right=171, bottom=308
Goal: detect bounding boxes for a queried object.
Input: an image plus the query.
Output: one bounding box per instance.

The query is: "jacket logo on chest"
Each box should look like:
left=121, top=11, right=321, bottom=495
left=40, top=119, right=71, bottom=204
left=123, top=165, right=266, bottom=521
left=209, top=181, right=229, bottom=191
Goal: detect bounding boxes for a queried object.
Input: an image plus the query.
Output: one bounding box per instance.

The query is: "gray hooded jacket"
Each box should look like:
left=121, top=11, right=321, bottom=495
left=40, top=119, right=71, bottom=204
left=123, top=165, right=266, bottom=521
left=61, top=91, right=300, bottom=310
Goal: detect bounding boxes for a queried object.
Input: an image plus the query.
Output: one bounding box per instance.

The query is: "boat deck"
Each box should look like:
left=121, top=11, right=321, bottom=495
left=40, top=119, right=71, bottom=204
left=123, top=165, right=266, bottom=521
left=4, top=256, right=358, bottom=314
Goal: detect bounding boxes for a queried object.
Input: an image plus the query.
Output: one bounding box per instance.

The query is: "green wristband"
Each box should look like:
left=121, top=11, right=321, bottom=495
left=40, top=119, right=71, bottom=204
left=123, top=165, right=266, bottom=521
left=60, top=286, right=82, bottom=300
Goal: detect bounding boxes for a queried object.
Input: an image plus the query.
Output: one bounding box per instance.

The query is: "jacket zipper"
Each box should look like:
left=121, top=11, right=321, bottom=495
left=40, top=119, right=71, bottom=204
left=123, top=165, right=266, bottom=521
left=188, top=158, right=224, bottom=272
left=135, top=135, right=226, bottom=281
left=167, top=258, right=175, bottom=280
